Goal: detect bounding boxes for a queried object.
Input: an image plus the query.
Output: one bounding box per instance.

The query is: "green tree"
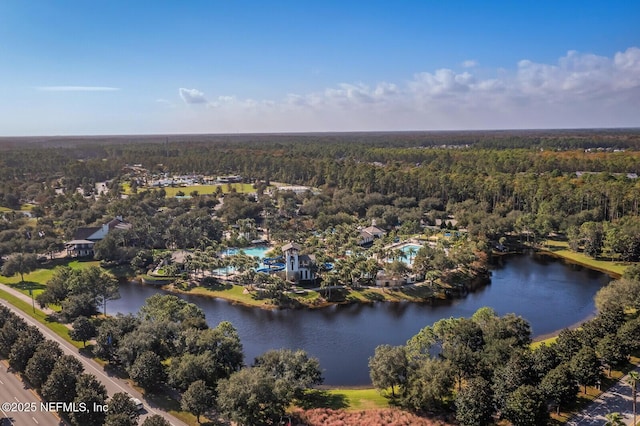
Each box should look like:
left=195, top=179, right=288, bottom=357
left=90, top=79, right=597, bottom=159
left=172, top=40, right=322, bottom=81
left=571, top=346, right=601, bottom=393
left=531, top=343, right=560, bottom=380
left=580, top=221, right=604, bottom=258
left=139, top=294, right=205, bottom=324
left=41, top=355, right=84, bottom=403
left=253, top=348, right=323, bottom=402
left=492, top=350, right=536, bottom=412
left=402, top=358, right=454, bottom=411
left=434, top=317, right=485, bottom=387
left=618, top=317, right=640, bottom=352
left=104, top=413, right=136, bottom=426
left=36, top=266, right=74, bottom=308
left=455, top=377, right=494, bottom=426
left=216, top=367, right=286, bottom=426
left=71, top=374, right=107, bottom=426
left=93, top=314, right=140, bottom=363
left=604, top=412, right=625, bottom=426
left=1, top=252, right=38, bottom=282
left=168, top=351, right=220, bottom=391
left=70, top=316, right=96, bottom=348
left=61, top=293, right=98, bottom=322
left=181, top=380, right=213, bottom=424
left=24, top=340, right=63, bottom=390
left=141, top=415, right=171, bottom=426
left=117, top=320, right=179, bottom=367
left=368, top=344, right=408, bottom=398
left=128, top=351, right=166, bottom=391
left=503, top=384, right=549, bottom=426
left=555, top=328, right=584, bottom=362
left=180, top=321, right=244, bottom=378
left=94, top=271, right=121, bottom=317
left=539, top=363, right=578, bottom=414
left=596, top=334, right=628, bottom=376
left=8, top=327, right=43, bottom=373
left=595, top=278, right=640, bottom=312
left=105, top=392, right=139, bottom=426
left=0, top=318, right=27, bottom=357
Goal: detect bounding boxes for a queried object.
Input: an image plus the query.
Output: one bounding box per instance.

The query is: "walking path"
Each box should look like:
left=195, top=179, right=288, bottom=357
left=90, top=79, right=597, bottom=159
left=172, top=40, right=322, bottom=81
left=568, top=365, right=639, bottom=426
left=0, top=282, right=187, bottom=426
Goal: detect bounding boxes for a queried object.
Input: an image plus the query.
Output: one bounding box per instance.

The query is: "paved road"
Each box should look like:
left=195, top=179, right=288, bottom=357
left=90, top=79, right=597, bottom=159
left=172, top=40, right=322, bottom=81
left=567, top=365, right=640, bottom=425
left=0, top=363, right=60, bottom=426
left=0, top=284, right=187, bottom=426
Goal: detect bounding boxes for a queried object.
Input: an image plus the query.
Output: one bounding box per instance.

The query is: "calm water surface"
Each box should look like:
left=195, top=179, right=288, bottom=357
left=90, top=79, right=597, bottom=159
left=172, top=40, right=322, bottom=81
left=110, top=253, right=609, bottom=385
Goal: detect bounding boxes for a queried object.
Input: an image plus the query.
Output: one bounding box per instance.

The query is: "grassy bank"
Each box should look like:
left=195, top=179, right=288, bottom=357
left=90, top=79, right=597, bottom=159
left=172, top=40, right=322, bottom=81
left=540, top=239, right=630, bottom=277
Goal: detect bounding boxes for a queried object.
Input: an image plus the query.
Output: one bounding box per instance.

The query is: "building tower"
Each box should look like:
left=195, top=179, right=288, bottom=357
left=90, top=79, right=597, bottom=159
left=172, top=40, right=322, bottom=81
left=282, top=242, right=301, bottom=281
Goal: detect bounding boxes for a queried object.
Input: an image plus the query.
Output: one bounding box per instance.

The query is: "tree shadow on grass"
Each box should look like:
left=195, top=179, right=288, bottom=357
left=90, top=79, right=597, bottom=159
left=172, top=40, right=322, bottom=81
left=9, top=281, right=46, bottom=292
left=362, top=291, right=385, bottom=302
left=202, top=281, right=233, bottom=291
left=296, top=389, right=348, bottom=410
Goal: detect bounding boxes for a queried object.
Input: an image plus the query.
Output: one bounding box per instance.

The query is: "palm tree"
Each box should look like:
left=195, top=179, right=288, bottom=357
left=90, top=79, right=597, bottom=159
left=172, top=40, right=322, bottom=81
left=628, top=370, right=639, bottom=426
left=604, top=412, right=624, bottom=426
left=407, top=246, right=417, bottom=264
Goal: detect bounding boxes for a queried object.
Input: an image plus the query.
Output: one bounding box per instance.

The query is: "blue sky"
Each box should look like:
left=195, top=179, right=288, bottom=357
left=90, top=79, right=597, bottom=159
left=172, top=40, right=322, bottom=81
left=1, top=1, right=638, bottom=135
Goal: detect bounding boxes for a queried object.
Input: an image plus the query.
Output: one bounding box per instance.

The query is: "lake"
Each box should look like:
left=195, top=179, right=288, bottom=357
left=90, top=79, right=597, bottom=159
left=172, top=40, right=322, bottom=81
left=110, top=252, right=609, bottom=386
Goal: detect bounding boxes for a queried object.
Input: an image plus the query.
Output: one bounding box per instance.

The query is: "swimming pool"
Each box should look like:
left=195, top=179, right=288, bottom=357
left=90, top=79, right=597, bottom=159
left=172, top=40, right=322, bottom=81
left=386, top=243, right=422, bottom=265
left=213, top=246, right=271, bottom=275
left=226, top=246, right=270, bottom=259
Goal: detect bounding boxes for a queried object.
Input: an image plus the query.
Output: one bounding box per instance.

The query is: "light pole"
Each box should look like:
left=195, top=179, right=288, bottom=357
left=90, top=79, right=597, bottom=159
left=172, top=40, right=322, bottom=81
left=29, top=288, right=35, bottom=313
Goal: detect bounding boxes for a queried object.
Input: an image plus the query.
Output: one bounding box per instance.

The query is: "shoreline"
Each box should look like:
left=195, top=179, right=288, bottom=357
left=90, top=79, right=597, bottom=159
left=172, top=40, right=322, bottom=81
left=153, top=279, right=443, bottom=311
left=536, top=244, right=626, bottom=279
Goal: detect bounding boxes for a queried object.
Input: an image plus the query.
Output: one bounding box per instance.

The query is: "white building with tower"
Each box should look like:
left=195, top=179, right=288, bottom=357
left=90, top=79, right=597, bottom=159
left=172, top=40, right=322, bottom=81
left=282, top=242, right=316, bottom=282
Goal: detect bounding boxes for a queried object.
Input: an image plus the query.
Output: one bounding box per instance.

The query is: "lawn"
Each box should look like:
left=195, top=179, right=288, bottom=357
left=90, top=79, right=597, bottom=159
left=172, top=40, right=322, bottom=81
left=186, top=283, right=275, bottom=308
left=530, top=335, right=559, bottom=349
left=299, top=388, right=390, bottom=411
left=325, top=388, right=390, bottom=410
left=0, top=259, right=102, bottom=298
left=541, top=239, right=630, bottom=277
left=144, top=183, right=257, bottom=197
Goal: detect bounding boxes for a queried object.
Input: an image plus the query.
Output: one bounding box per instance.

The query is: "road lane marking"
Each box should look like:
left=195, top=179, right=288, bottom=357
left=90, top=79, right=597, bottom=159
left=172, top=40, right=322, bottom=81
left=13, top=397, right=19, bottom=402
left=32, top=416, right=39, bottom=424
left=0, top=379, right=4, bottom=384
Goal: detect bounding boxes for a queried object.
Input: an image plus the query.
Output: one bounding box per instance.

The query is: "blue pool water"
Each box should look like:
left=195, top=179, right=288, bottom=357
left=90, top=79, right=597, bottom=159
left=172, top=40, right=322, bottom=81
left=213, top=246, right=271, bottom=275
left=226, top=246, right=270, bottom=258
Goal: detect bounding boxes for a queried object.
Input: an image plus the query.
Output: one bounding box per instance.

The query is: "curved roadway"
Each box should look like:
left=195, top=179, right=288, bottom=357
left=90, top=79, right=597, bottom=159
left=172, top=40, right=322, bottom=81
left=0, top=283, right=187, bottom=426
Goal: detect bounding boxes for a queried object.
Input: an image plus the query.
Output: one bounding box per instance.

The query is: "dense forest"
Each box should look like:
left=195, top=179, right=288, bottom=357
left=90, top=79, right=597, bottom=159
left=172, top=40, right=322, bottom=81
left=1, top=130, right=640, bottom=425
left=1, top=130, right=640, bottom=260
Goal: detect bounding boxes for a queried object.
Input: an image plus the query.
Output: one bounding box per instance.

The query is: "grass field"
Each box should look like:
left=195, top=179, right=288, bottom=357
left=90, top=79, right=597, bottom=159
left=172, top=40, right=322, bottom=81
left=0, top=204, right=34, bottom=212
left=0, top=259, right=101, bottom=298
left=326, top=388, right=390, bottom=410
left=531, top=335, right=559, bottom=349
left=186, top=283, right=275, bottom=308
left=541, top=239, right=630, bottom=277
left=141, top=183, right=257, bottom=197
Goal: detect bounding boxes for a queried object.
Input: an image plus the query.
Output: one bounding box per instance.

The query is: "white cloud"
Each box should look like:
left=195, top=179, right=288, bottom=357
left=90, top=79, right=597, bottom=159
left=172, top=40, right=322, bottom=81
left=179, top=88, right=208, bottom=104
left=462, top=59, right=478, bottom=68
left=172, top=47, right=640, bottom=132
left=156, top=98, right=176, bottom=108
left=37, top=86, right=120, bottom=91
